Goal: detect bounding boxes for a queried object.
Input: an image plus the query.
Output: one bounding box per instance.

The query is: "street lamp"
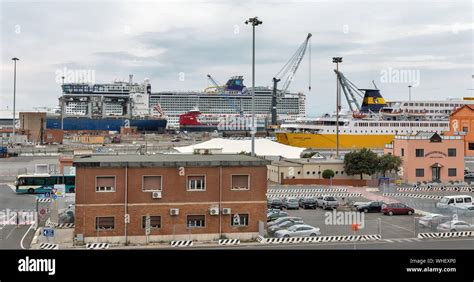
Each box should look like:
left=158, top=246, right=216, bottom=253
left=11, top=57, right=19, bottom=144
left=61, top=76, right=65, bottom=130
left=245, top=16, right=262, bottom=157
left=332, top=57, right=342, bottom=157
left=408, top=85, right=412, bottom=101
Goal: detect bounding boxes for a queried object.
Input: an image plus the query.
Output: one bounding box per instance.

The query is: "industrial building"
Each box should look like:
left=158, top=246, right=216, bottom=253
left=73, top=154, right=269, bottom=244
left=444, top=104, right=474, bottom=157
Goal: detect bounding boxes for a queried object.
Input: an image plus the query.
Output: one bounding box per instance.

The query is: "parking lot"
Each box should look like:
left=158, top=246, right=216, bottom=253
left=266, top=184, right=474, bottom=240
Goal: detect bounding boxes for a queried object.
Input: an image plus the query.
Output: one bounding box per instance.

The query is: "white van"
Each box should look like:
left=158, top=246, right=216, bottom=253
left=436, top=195, right=473, bottom=209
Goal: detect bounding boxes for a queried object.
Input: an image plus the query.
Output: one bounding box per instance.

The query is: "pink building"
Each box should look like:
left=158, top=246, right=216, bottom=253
left=384, top=132, right=464, bottom=184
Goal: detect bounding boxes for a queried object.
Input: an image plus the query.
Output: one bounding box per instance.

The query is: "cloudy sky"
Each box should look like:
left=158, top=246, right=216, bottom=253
left=1, top=0, right=472, bottom=116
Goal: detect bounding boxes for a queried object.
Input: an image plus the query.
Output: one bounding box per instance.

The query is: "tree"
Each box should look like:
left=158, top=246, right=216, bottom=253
left=343, top=148, right=378, bottom=180
left=377, top=154, right=402, bottom=177
left=322, top=169, right=335, bottom=179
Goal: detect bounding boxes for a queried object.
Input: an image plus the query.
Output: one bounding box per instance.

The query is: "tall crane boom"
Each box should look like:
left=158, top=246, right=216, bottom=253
left=334, top=70, right=364, bottom=112
left=271, top=33, right=312, bottom=126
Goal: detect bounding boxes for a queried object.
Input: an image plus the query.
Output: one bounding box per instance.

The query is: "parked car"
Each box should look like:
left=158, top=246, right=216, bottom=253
left=418, top=214, right=451, bottom=229
left=455, top=205, right=474, bottom=217
left=315, top=196, right=325, bottom=208
left=274, top=224, right=321, bottom=238
left=268, top=199, right=283, bottom=210
left=267, top=219, right=305, bottom=236
left=357, top=201, right=385, bottom=213
left=320, top=196, right=339, bottom=210
left=267, top=216, right=302, bottom=228
left=352, top=201, right=370, bottom=209
left=437, top=220, right=474, bottom=232
left=283, top=198, right=300, bottom=210
left=382, top=203, right=415, bottom=215
left=299, top=198, right=317, bottom=209
left=58, top=208, right=75, bottom=224
left=267, top=208, right=281, bottom=215
left=267, top=211, right=289, bottom=222
left=436, top=195, right=473, bottom=209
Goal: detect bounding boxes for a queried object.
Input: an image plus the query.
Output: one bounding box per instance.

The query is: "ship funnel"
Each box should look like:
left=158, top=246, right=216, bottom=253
left=129, top=74, right=133, bottom=84
left=359, top=89, right=386, bottom=113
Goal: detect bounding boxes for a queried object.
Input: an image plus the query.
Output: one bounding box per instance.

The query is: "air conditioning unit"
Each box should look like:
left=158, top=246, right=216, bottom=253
left=152, top=191, right=162, bottom=199
left=209, top=207, right=219, bottom=216
left=222, top=208, right=231, bottom=215
left=170, top=208, right=179, bottom=216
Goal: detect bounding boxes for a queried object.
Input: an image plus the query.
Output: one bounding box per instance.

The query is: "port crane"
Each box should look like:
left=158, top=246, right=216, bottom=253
left=271, top=33, right=312, bottom=126
left=333, top=70, right=365, bottom=112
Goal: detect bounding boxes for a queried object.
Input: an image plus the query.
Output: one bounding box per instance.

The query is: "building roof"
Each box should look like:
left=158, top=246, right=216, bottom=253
left=73, top=153, right=270, bottom=168
left=175, top=138, right=305, bottom=158
left=451, top=104, right=474, bottom=116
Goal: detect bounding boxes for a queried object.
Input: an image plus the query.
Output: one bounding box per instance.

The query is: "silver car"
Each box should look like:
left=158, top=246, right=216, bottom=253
left=437, top=220, right=474, bottom=232
left=268, top=219, right=305, bottom=235
left=418, top=214, right=451, bottom=228
left=268, top=216, right=302, bottom=228
left=284, top=198, right=300, bottom=210
left=274, top=224, right=321, bottom=238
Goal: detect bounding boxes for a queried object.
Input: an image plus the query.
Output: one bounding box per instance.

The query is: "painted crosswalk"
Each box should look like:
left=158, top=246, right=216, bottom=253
left=382, top=193, right=442, bottom=200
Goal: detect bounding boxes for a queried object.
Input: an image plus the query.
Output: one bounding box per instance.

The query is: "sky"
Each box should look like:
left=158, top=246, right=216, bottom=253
left=0, top=0, right=473, bottom=116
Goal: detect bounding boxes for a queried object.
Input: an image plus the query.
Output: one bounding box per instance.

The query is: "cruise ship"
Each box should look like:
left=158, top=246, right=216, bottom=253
left=46, top=76, right=167, bottom=131
left=149, top=76, right=306, bottom=128
left=276, top=90, right=473, bottom=149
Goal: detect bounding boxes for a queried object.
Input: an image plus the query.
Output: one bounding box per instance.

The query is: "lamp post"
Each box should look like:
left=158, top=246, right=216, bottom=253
left=245, top=16, right=262, bottom=157
left=61, top=76, right=65, bottom=130
left=332, top=57, right=342, bottom=157
left=11, top=57, right=19, bottom=144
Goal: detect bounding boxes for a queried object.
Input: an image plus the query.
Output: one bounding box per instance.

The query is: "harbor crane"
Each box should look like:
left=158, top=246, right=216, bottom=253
left=271, top=33, right=312, bottom=126
left=333, top=70, right=365, bottom=112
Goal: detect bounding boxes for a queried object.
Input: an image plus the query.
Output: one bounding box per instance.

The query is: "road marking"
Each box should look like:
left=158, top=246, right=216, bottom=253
left=5, top=226, right=16, bottom=240
left=21, top=224, right=34, bottom=250
left=6, top=184, right=16, bottom=192
left=380, top=220, right=414, bottom=233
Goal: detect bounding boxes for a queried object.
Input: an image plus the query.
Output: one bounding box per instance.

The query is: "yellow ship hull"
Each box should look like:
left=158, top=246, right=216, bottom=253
left=275, top=132, right=395, bottom=149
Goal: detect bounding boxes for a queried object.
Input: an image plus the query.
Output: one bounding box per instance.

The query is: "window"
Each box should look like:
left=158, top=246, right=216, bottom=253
left=462, top=127, right=468, bottom=132
left=448, top=168, right=457, bottom=177
left=187, top=215, right=205, bottom=228
left=142, top=216, right=161, bottom=229
left=469, top=143, right=474, bottom=150
left=96, top=217, right=115, bottom=230
left=96, top=176, right=115, bottom=192
left=464, top=198, right=472, bottom=203
left=415, top=169, right=424, bottom=177
left=448, top=148, right=456, bottom=157
left=32, top=177, right=46, bottom=185
left=142, top=176, right=162, bottom=191
left=231, top=175, right=249, bottom=190
left=231, top=214, right=249, bottom=226
left=455, top=197, right=463, bottom=203
left=415, top=149, right=424, bottom=157
left=187, top=176, right=206, bottom=191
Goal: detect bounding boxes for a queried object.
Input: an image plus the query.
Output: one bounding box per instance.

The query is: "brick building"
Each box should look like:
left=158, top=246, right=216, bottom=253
left=444, top=104, right=474, bottom=156
left=73, top=154, right=269, bottom=244
left=384, top=132, right=464, bottom=183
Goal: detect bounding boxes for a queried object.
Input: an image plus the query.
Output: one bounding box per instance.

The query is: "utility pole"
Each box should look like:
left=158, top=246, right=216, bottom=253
left=245, top=16, right=262, bottom=157
left=332, top=57, right=342, bottom=157
left=11, top=57, right=19, bottom=144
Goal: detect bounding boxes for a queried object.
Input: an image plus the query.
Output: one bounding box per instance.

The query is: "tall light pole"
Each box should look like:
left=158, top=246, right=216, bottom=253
left=408, top=85, right=412, bottom=101
left=61, top=76, right=65, bottom=130
left=11, top=57, right=19, bottom=144
left=245, top=16, right=262, bottom=157
left=332, top=57, right=342, bottom=157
